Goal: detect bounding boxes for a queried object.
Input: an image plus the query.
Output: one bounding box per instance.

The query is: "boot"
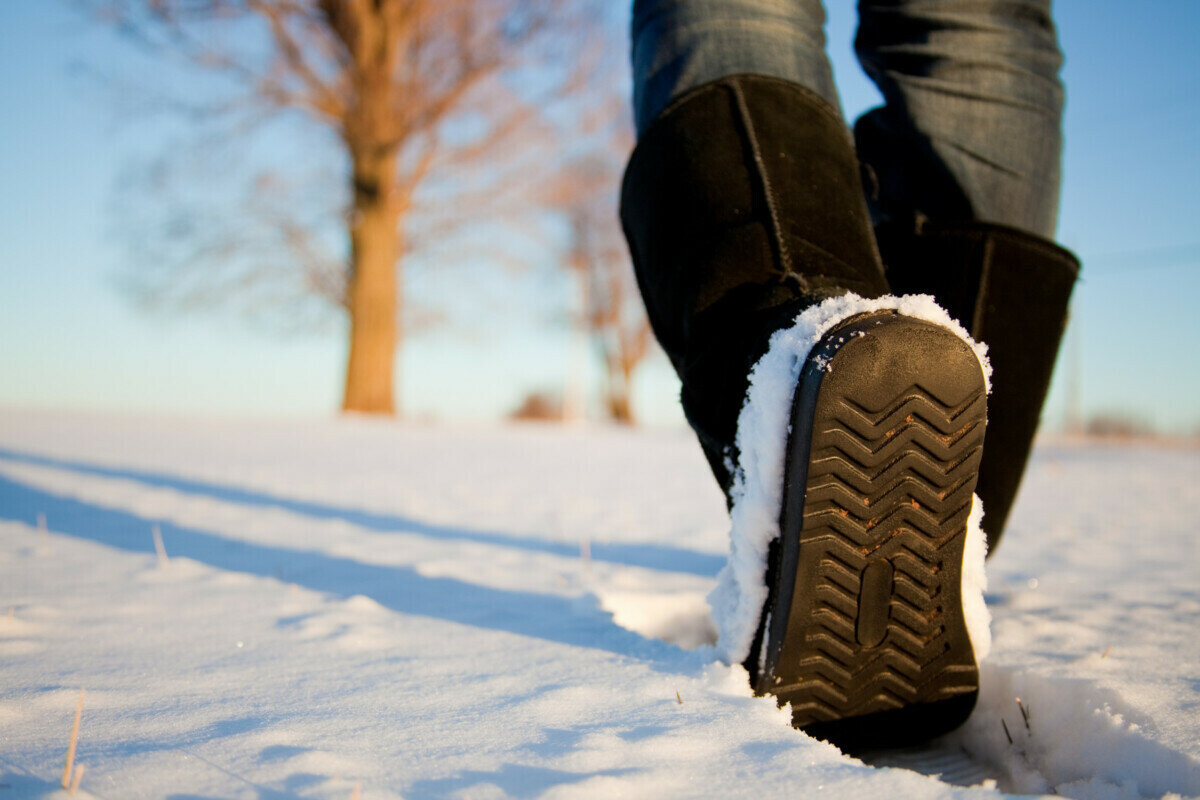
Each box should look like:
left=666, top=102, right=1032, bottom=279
left=620, top=75, right=889, bottom=490
left=877, top=221, right=1080, bottom=552
left=621, top=75, right=989, bottom=748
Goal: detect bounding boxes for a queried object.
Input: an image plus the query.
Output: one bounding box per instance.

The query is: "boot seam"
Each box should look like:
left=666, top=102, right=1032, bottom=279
left=973, top=235, right=995, bottom=341
left=727, top=78, right=793, bottom=281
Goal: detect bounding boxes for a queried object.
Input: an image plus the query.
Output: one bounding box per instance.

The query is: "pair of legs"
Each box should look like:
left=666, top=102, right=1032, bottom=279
left=624, top=0, right=1079, bottom=547
left=621, top=0, right=1080, bottom=745
left=632, top=0, right=1065, bottom=238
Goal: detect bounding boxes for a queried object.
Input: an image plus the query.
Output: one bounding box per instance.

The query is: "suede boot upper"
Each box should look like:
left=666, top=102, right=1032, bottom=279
left=621, top=75, right=890, bottom=493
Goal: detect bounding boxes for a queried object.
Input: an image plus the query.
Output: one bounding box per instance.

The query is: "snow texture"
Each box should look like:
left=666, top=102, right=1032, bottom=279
left=0, top=409, right=1198, bottom=800
left=710, top=293, right=993, bottom=664
left=963, top=497, right=993, bottom=661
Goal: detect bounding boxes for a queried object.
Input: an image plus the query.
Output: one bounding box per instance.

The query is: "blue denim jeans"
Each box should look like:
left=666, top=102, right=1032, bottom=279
left=631, top=0, right=1065, bottom=237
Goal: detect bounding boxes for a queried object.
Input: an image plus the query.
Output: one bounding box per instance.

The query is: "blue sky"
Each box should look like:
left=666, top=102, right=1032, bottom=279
left=1, top=1, right=1198, bottom=431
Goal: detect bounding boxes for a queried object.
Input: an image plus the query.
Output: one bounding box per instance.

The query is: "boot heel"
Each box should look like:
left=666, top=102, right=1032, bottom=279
left=748, top=312, right=987, bottom=749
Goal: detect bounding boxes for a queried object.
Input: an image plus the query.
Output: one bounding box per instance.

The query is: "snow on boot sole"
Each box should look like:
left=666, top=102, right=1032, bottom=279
left=745, top=312, right=987, bottom=750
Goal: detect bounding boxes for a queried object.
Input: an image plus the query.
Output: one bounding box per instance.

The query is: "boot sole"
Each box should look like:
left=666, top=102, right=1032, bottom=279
left=746, top=312, right=987, bottom=750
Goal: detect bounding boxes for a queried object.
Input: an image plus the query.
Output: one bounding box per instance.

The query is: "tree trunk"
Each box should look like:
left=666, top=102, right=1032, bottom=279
left=607, top=391, right=634, bottom=424
left=604, top=355, right=635, bottom=425
left=342, top=149, right=401, bottom=415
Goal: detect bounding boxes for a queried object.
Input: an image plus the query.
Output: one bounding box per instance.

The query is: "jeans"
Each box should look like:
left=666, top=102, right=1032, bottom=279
left=631, top=0, right=1065, bottom=238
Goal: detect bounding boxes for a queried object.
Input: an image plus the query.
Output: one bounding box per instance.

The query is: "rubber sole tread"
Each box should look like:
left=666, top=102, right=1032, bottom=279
left=745, top=312, right=987, bottom=751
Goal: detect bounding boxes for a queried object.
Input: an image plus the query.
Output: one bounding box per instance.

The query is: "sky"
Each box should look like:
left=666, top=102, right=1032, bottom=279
left=1, top=1, right=1198, bottom=432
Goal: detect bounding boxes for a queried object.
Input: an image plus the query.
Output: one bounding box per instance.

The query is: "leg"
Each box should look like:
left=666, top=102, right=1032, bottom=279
left=628, top=0, right=887, bottom=497
left=631, top=0, right=839, bottom=132
left=854, top=0, right=1065, bottom=235
left=854, top=0, right=1080, bottom=548
left=623, top=4, right=989, bottom=747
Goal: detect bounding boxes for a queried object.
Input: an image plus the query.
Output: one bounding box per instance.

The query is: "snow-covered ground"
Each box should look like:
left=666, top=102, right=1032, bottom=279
left=1, top=409, right=1197, bottom=800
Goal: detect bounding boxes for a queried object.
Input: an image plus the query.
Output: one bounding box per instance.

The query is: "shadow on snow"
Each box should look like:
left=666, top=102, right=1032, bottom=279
left=0, top=468, right=692, bottom=666
left=0, top=447, right=724, bottom=579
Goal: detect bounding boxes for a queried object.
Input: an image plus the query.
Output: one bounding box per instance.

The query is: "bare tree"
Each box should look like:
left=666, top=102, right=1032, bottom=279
left=556, top=152, right=652, bottom=424
left=543, top=33, right=653, bottom=424
left=89, top=0, right=585, bottom=415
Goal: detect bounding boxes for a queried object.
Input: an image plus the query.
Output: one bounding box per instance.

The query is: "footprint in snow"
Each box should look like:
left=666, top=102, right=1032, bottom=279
left=854, top=663, right=1200, bottom=800
left=604, top=592, right=1200, bottom=799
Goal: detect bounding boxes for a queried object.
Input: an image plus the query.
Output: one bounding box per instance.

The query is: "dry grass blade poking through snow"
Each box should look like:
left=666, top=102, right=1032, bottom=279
left=69, top=763, right=86, bottom=796
left=61, top=688, right=84, bottom=790
left=152, top=522, right=169, bottom=568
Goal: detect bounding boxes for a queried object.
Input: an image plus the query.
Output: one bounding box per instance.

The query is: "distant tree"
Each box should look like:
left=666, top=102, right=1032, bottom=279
left=1084, top=413, right=1152, bottom=438
left=557, top=152, right=652, bottom=424
left=508, top=390, right=563, bottom=421
left=88, top=0, right=588, bottom=415
left=543, top=35, right=653, bottom=424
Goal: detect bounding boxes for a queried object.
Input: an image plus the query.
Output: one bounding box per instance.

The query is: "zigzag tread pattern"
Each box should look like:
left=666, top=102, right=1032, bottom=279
left=772, top=367, right=986, bottom=728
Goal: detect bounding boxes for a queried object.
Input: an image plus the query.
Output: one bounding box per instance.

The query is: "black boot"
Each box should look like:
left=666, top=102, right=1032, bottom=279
left=877, top=221, right=1080, bottom=552
left=620, top=75, right=890, bottom=493
left=622, top=76, right=989, bottom=748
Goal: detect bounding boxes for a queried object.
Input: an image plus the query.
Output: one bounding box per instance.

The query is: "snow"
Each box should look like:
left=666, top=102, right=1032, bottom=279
left=711, top=293, right=992, bottom=664
left=962, top=498, right=993, bottom=661
left=1, top=409, right=1198, bottom=800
